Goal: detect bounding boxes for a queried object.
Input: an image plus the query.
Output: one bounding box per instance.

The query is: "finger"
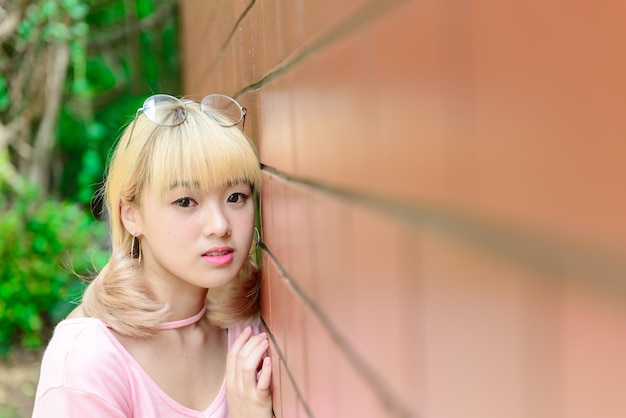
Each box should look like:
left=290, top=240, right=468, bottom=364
left=234, top=332, right=267, bottom=367
left=256, top=356, right=272, bottom=397
left=241, top=337, right=269, bottom=392
left=227, top=330, right=266, bottom=388
left=229, top=326, right=253, bottom=356
left=226, top=326, right=252, bottom=381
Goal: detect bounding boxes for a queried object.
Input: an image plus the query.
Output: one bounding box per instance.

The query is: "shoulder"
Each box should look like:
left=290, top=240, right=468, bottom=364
left=42, top=317, right=119, bottom=361
left=36, top=318, right=132, bottom=404
left=65, top=304, right=86, bottom=319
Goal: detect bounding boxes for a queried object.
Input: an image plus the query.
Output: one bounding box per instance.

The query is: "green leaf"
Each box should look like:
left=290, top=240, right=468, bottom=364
left=0, top=76, right=9, bottom=111
left=72, top=21, right=89, bottom=37
left=72, top=77, right=90, bottom=95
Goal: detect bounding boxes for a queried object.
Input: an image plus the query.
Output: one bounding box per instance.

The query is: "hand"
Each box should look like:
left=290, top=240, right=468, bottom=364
left=226, top=326, right=273, bottom=418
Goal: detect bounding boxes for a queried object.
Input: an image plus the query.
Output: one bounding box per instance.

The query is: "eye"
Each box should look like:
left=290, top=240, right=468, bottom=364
left=227, top=192, right=248, bottom=204
left=173, top=197, right=197, bottom=207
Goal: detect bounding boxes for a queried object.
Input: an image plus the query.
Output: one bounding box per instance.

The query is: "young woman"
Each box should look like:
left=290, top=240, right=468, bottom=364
left=33, top=94, right=272, bottom=417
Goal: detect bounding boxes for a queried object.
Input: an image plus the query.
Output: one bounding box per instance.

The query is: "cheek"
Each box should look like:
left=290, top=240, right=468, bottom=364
left=235, top=211, right=255, bottom=236
left=177, top=220, right=200, bottom=237
left=241, top=209, right=256, bottom=230
left=152, top=214, right=197, bottom=239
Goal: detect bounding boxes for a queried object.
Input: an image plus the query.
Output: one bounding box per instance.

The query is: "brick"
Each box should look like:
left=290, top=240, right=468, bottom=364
left=420, top=231, right=526, bottom=418
left=562, top=283, right=626, bottom=417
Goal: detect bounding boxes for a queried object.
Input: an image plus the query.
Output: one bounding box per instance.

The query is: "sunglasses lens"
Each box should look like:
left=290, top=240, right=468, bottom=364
left=200, top=94, right=244, bottom=127
left=143, top=94, right=187, bottom=126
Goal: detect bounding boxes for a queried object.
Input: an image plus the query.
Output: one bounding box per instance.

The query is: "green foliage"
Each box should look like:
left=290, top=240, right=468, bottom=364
left=57, top=95, right=146, bottom=206
left=0, top=153, right=108, bottom=357
left=2, top=0, right=180, bottom=205
left=0, top=0, right=181, bottom=356
left=18, top=0, right=88, bottom=44
left=55, top=0, right=181, bottom=204
left=0, top=404, right=20, bottom=418
left=0, top=76, right=8, bottom=112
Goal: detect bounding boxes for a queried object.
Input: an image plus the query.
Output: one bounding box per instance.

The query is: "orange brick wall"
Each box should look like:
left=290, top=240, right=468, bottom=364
left=179, top=1, right=626, bottom=417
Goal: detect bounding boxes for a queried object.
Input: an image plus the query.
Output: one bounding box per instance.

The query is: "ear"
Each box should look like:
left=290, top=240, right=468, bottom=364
left=120, top=200, right=142, bottom=236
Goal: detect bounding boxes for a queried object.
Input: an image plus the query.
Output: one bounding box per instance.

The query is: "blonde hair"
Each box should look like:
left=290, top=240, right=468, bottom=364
left=82, top=99, right=261, bottom=337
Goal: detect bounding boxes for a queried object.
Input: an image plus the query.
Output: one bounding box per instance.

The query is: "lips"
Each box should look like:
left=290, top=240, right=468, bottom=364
left=206, top=250, right=230, bottom=256
left=202, top=247, right=234, bottom=266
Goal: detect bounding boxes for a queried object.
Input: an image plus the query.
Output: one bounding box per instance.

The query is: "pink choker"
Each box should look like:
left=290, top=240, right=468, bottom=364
left=156, top=304, right=207, bottom=330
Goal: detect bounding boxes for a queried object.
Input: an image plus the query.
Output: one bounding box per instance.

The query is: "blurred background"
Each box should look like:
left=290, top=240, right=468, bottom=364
left=0, top=0, right=180, bottom=415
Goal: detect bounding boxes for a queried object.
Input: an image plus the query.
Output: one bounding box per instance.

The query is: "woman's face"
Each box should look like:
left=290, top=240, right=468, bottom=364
left=130, top=180, right=255, bottom=291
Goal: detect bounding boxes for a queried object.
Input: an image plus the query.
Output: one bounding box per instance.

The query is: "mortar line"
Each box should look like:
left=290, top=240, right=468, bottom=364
left=260, top=244, right=416, bottom=418
left=200, top=0, right=257, bottom=84
left=234, top=0, right=411, bottom=98
left=260, top=165, right=626, bottom=294
left=259, top=315, right=316, bottom=417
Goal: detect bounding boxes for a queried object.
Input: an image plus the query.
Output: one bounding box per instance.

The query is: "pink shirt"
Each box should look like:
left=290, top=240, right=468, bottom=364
left=33, top=318, right=250, bottom=417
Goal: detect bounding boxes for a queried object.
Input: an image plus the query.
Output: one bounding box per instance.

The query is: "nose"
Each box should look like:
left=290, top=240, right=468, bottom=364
left=202, top=202, right=231, bottom=237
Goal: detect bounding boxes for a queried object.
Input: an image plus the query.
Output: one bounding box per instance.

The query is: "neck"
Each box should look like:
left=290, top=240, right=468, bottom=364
left=164, top=295, right=208, bottom=323
left=136, top=266, right=209, bottom=322
left=157, top=303, right=207, bottom=330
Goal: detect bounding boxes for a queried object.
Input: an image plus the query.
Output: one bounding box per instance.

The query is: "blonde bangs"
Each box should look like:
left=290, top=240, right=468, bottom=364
left=143, top=105, right=260, bottom=198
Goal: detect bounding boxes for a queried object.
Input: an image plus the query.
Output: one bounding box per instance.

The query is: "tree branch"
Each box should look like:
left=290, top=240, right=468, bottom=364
left=87, top=0, right=177, bottom=52
left=0, top=0, right=27, bottom=44
left=27, top=42, right=70, bottom=189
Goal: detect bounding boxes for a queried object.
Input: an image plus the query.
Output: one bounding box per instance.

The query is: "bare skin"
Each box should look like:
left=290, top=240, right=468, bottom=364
left=68, top=305, right=228, bottom=411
